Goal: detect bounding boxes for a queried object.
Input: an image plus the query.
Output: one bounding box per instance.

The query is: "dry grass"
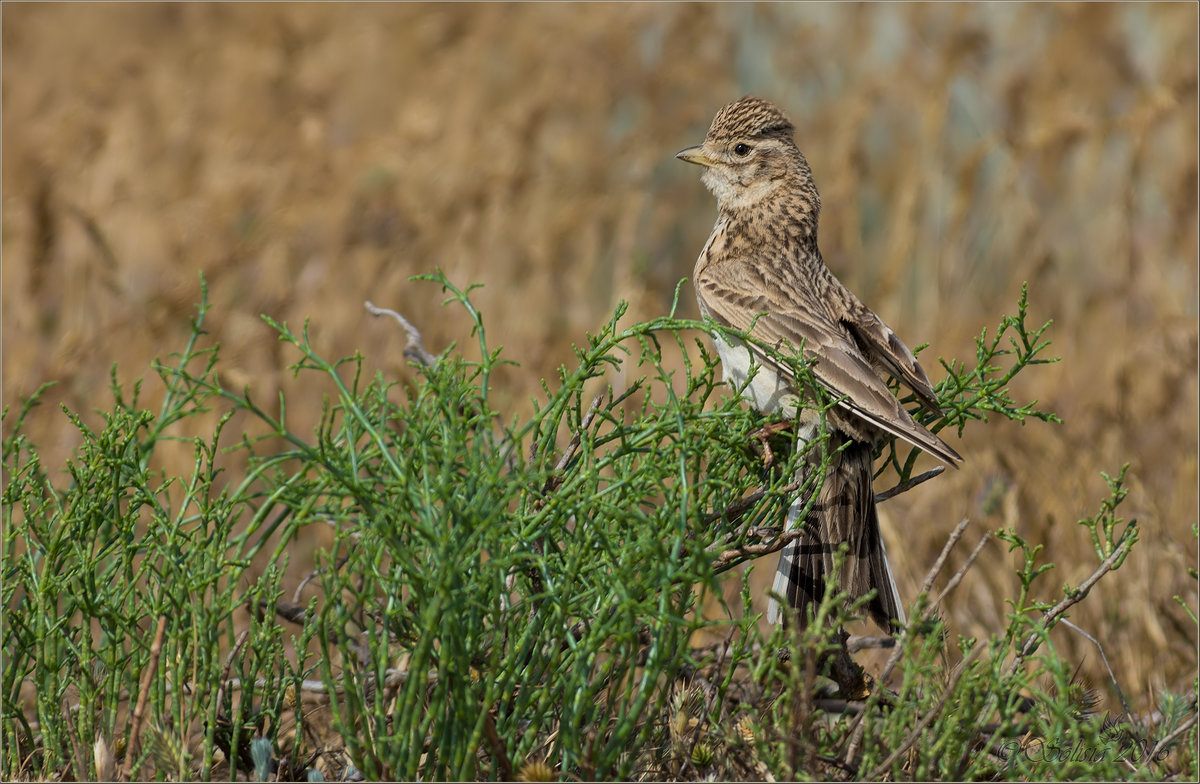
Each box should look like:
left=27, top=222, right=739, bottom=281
left=3, top=3, right=1196, bottom=712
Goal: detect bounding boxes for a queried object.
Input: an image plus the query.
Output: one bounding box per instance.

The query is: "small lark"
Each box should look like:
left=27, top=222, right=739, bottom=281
left=678, top=96, right=963, bottom=633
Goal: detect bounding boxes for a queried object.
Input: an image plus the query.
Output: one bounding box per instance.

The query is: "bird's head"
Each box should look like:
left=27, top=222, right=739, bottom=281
left=677, top=96, right=819, bottom=217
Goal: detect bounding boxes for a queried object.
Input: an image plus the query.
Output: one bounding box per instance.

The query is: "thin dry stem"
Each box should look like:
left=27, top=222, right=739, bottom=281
left=122, top=614, right=168, bottom=780
left=842, top=517, right=973, bottom=765
left=846, top=636, right=896, bottom=653
left=703, top=482, right=803, bottom=528
left=709, top=522, right=811, bottom=572
left=1059, top=618, right=1133, bottom=719
left=542, top=392, right=606, bottom=494
left=214, top=629, right=251, bottom=718
left=930, top=533, right=990, bottom=610
left=365, top=301, right=436, bottom=368
left=1139, top=710, right=1199, bottom=776
left=1004, top=530, right=1136, bottom=678
left=874, top=465, right=945, bottom=504
left=865, top=642, right=986, bottom=780
left=482, top=711, right=514, bottom=780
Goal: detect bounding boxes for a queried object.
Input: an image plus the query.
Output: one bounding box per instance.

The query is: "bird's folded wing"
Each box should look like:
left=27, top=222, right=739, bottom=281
left=842, top=300, right=943, bottom=416
left=697, top=261, right=963, bottom=467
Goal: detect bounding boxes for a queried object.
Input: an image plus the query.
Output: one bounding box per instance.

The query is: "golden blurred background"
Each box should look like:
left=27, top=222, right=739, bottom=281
left=3, top=4, right=1196, bottom=708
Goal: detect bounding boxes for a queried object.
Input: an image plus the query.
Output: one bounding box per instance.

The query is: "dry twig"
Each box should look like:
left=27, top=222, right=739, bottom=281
left=874, top=466, right=945, bottom=504
left=365, top=301, right=436, bottom=367
left=1139, top=710, right=1199, bottom=776
left=842, top=518, right=975, bottom=766
left=709, top=522, right=813, bottom=572
left=122, top=614, right=168, bottom=780
left=1004, top=529, right=1136, bottom=678
left=930, top=532, right=990, bottom=610
left=214, top=629, right=251, bottom=717
left=846, top=636, right=896, bottom=653
left=865, top=642, right=986, bottom=780
left=1059, top=618, right=1133, bottom=719
left=540, top=392, right=606, bottom=496
left=482, top=711, right=514, bottom=780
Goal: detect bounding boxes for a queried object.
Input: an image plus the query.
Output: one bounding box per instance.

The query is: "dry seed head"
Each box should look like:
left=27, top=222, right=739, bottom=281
left=669, top=685, right=704, bottom=743
left=670, top=684, right=705, bottom=718
left=93, top=733, right=115, bottom=781
left=146, top=722, right=190, bottom=774
left=733, top=715, right=756, bottom=745
left=670, top=709, right=695, bottom=743
left=517, top=759, right=555, bottom=782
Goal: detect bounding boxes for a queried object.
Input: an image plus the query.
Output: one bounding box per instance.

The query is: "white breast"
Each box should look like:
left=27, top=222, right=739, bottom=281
left=711, top=332, right=801, bottom=419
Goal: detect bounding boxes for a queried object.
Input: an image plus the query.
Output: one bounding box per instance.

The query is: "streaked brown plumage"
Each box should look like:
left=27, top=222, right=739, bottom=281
left=678, top=96, right=963, bottom=633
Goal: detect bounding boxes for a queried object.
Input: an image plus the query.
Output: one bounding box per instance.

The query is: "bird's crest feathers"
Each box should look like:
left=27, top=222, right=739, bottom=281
left=706, top=96, right=795, bottom=144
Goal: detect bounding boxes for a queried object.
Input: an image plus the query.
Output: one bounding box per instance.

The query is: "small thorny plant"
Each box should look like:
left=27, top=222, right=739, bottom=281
left=2, top=272, right=1195, bottom=781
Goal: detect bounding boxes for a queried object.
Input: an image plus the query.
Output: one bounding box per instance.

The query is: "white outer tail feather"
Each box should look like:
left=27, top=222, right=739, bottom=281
left=765, top=463, right=909, bottom=630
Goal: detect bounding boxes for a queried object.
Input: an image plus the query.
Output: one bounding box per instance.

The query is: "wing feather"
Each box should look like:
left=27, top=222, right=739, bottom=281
left=843, top=300, right=942, bottom=415
left=698, top=261, right=963, bottom=467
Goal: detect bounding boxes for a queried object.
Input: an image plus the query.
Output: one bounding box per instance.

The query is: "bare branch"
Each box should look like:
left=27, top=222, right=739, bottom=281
left=214, top=629, right=251, bottom=721
left=875, top=465, right=945, bottom=504
left=365, top=301, right=436, bottom=367
left=1059, top=618, right=1133, bottom=719
left=813, top=698, right=868, bottom=716
left=1139, top=710, right=1199, bottom=776
left=866, top=642, right=986, bottom=780
left=709, top=521, right=811, bottom=572
left=749, top=420, right=794, bottom=467
left=542, top=392, right=606, bottom=494
left=918, top=517, right=973, bottom=598
left=122, top=614, right=168, bottom=780
left=267, top=599, right=310, bottom=626
left=843, top=518, right=973, bottom=766
left=482, top=711, right=514, bottom=780
left=930, top=533, right=990, bottom=611
left=846, top=636, right=896, bottom=653
left=1004, top=530, right=1136, bottom=678
left=703, top=481, right=803, bottom=528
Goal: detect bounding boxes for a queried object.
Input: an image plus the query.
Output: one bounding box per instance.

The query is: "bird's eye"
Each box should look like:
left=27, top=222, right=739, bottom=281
left=733, top=143, right=751, bottom=156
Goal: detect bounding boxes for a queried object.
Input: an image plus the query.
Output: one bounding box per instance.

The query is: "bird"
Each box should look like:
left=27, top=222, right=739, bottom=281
left=677, top=96, right=963, bottom=634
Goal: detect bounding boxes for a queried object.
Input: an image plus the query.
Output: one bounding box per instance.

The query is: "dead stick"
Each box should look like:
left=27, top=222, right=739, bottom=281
left=122, top=614, right=168, bottom=779
left=542, top=393, right=606, bottom=494
left=964, top=529, right=1138, bottom=766
left=702, top=481, right=804, bottom=527
left=214, top=630, right=251, bottom=721
left=710, top=524, right=813, bottom=572
left=846, top=636, right=896, bottom=653
left=930, top=533, right=990, bottom=611
left=875, top=466, right=945, bottom=504
left=866, top=643, right=985, bottom=780
left=482, top=711, right=514, bottom=780
left=1059, top=618, right=1133, bottom=719
left=842, top=518, right=972, bottom=765
left=1139, top=710, right=1198, bottom=775
left=1005, top=530, right=1135, bottom=677
left=365, top=301, right=436, bottom=368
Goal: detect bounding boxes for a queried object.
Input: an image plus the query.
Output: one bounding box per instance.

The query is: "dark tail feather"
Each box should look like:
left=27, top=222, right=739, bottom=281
left=767, top=436, right=906, bottom=634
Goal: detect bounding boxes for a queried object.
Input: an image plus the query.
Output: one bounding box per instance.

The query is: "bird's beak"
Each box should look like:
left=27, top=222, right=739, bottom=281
left=676, top=145, right=716, bottom=168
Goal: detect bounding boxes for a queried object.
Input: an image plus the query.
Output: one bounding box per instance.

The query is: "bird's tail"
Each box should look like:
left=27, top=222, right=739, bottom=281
left=766, top=436, right=906, bottom=634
